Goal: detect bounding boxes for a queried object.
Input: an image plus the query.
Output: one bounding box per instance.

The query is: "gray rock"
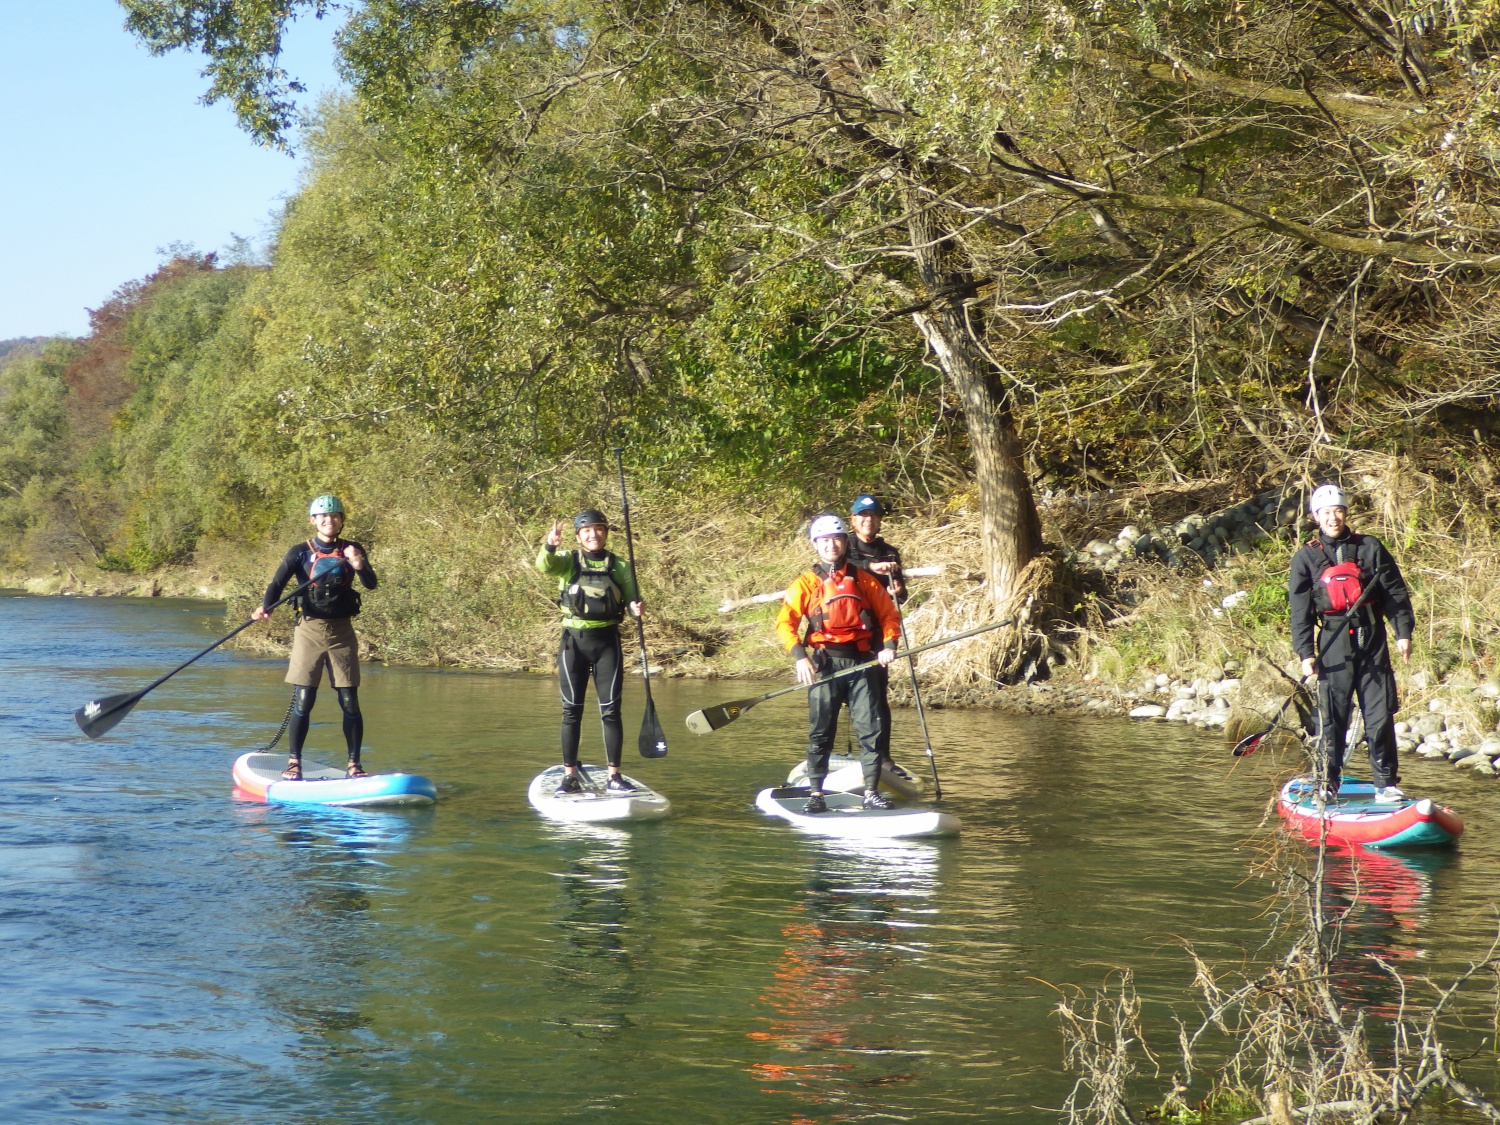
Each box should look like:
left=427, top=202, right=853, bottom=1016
left=1407, top=713, right=1445, bottom=739
left=1129, top=705, right=1166, bottom=719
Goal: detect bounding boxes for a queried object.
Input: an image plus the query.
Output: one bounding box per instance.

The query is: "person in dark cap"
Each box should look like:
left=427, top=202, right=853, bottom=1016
left=537, top=510, right=642, bottom=794
left=846, top=494, right=907, bottom=763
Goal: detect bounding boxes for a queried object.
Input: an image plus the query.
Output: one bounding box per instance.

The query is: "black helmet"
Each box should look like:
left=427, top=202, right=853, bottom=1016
left=850, top=494, right=886, bottom=516
left=574, top=509, right=609, bottom=530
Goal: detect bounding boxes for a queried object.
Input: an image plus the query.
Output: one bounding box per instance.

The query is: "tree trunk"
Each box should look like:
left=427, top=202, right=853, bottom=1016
left=907, top=199, right=1042, bottom=607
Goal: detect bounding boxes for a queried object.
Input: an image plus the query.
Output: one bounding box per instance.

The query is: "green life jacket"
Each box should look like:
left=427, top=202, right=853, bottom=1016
left=561, top=551, right=624, bottom=623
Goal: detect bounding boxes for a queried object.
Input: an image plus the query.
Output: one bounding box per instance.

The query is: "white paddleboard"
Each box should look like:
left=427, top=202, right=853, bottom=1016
left=786, top=754, right=926, bottom=800
left=527, top=764, right=671, bottom=823
left=755, top=786, right=959, bottom=839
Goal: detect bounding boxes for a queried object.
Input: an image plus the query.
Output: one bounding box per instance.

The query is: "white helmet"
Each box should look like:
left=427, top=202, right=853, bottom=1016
left=808, top=513, right=848, bottom=542
left=1308, top=483, right=1347, bottom=515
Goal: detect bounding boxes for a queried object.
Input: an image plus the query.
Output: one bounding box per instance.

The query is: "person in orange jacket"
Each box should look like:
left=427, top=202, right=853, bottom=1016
left=776, top=514, right=902, bottom=811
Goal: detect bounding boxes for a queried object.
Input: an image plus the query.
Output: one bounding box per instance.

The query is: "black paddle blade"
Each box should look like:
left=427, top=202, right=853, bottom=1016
left=685, top=697, right=759, bottom=735
left=638, top=699, right=668, bottom=758
left=74, top=691, right=144, bottom=739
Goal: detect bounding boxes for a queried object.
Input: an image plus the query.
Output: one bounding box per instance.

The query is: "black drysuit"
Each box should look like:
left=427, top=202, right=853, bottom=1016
left=1288, top=530, right=1415, bottom=789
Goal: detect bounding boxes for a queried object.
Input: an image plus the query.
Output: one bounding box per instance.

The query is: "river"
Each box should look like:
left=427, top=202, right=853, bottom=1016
left=2, top=591, right=1498, bottom=1123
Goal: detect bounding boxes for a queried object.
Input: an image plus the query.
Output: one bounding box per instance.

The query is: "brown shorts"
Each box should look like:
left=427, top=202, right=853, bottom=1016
left=286, top=616, right=361, bottom=688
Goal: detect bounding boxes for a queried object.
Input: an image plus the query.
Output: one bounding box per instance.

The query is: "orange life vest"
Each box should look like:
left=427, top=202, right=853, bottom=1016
left=806, top=567, right=876, bottom=648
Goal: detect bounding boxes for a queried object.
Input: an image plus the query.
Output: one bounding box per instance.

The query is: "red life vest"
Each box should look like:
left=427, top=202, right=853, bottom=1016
left=807, top=567, right=876, bottom=648
left=1309, top=541, right=1366, bottom=614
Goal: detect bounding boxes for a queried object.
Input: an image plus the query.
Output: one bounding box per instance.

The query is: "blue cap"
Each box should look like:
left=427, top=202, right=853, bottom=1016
left=850, top=494, right=886, bottom=516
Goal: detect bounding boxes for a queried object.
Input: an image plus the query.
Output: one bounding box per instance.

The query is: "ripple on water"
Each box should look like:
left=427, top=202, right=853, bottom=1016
left=3, top=595, right=1500, bottom=1122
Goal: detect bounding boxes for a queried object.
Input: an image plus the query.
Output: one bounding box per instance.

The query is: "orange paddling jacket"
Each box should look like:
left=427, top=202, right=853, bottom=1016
left=775, top=564, right=902, bottom=660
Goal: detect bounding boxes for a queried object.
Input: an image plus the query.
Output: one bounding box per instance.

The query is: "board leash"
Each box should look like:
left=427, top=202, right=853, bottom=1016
left=259, top=689, right=298, bottom=754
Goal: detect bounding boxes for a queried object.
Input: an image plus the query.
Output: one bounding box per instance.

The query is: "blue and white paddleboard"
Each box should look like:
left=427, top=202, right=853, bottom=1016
left=233, top=752, right=437, bottom=808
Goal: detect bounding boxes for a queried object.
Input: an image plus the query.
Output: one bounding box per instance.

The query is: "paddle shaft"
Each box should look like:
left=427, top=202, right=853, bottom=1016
left=896, top=608, right=942, bottom=800
left=610, top=447, right=667, bottom=757
left=705, top=617, right=1015, bottom=719
left=1234, top=578, right=1381, bottom=757
left=76, top=579, right=313, bottom=737
left=140, top=580, right=314, bottom=697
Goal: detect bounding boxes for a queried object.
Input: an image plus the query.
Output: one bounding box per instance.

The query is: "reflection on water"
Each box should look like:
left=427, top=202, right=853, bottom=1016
left=7, top=592, right=1500, bottom=1123
left=543, top=824, right=639, bottom=1040
left=750, top=840, right=942, bottom=1118
left=1321, top=846, right=1454, bottom=1020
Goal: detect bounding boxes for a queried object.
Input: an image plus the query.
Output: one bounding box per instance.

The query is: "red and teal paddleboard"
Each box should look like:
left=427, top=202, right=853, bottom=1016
left=1278, top=777, right=1462, bottom=849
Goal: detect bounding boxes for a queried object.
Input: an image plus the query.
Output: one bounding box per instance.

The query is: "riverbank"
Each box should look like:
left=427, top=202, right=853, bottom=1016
left=14, top=460, right=1500, bottom=787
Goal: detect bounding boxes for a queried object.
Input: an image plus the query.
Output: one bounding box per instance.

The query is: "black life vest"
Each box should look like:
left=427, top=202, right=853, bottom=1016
left=1309, top=539, right=1366, bottom=615
left=562, top=551, right=624, bottom=623
left=806, top=566, right=877, bottom=648
left=303, top=539, right=361, bottom=617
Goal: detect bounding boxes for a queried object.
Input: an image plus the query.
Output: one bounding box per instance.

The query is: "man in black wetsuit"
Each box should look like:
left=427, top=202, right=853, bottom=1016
left=536, top=510, right=642, bottom=795
left=251, top=494, right=379, bottom=779
left=1288, top=483, right=1414, bottom=803
left=846, top=494, right=906, bottom=763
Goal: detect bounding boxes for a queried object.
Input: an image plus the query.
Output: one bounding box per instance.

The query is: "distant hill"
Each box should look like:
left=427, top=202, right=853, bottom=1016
left=0, top=337, right=59, bottom=367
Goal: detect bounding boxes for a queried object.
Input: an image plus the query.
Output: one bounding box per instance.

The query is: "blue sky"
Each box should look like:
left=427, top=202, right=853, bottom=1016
left=0, top=2, right=343, bottom=339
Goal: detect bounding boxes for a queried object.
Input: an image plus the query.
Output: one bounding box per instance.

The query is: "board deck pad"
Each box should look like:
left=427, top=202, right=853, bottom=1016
left=785, top=755, right=925, bottom=799
left=755, top=785, right=959, bottom=839
left=527, top=764, right=671, bottom=823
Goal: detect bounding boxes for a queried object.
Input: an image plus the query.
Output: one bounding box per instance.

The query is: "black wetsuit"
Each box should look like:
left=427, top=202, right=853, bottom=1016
left=262, top=537, right=379, bottom=766
left=847, top=534, right=906, bottom=760
left=1288, top=530, right=1415, bottom=789
left=559, top=625, right=625, bottom=769
left=261, top=538, right=378, bottom=618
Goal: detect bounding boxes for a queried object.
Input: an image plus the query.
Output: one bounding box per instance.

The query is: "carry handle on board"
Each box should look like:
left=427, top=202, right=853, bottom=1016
left=685, top=617, right=1015, bottom=735
left=74, top=579, right=314, bottom=740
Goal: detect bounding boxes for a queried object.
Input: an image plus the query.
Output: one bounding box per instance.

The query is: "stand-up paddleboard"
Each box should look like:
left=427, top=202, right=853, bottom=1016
left=233, top=752, right=437, bottom=808
left=527, top=764, right=671, bottom=823
left=756, top=785, right=958, bottom=839
left=786, top=755, right=926, bottom=800
left=1278, top=776, right=1463, bottom=849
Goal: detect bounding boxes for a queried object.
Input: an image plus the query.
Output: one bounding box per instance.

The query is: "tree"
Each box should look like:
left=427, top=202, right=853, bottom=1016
left=121, top=0, right=1500, bottom=643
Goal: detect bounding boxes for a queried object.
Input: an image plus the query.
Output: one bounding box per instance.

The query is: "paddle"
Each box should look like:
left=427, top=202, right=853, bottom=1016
left=611, top=447, right=668, bottom=759
left=1229, top=579, right=1379, bottom=758
left=718, top=567, right=943, bottom=613
left=74, top=580, right=312, bottom=739
left=896, top=610, right=943, bottom=799
left=686, top=617, right=1014, bottom=735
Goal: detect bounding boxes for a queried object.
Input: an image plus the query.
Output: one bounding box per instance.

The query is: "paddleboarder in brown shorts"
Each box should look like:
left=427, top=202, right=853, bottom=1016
left=251, top=494, right=379, bottom=779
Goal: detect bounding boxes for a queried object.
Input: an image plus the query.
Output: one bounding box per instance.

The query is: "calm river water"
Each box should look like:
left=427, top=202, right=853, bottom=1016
left=3, top=592, right=1500, bottom=1124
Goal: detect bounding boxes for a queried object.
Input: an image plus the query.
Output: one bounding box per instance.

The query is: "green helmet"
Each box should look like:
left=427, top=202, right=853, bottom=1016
left=308, top=494, right=346, bottom=516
